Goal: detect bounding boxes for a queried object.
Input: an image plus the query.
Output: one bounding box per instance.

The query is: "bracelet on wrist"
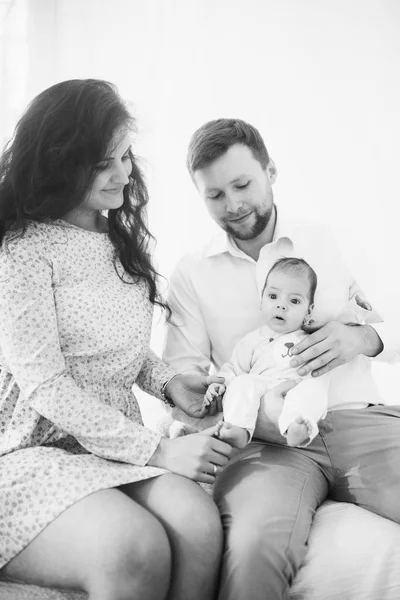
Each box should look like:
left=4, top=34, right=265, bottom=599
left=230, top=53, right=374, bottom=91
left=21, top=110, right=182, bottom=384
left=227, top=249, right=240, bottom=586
left=161, top=375, right=177, bottom=407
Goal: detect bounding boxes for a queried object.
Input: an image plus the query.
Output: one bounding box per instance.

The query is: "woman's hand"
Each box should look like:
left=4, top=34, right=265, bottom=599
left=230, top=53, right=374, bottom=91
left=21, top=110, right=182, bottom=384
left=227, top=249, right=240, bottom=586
left=148, top=424, right=233, bottom=483
left=165, top=373, right=225, bottom=418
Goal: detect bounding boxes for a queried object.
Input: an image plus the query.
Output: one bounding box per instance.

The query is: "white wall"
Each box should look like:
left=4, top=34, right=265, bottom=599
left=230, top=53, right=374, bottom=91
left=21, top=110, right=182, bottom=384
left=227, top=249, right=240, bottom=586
left=23, top=1, right=398, bottom=287
left=0, top=0, right=28, bottom=146
left=2, top=0, right=399, bottom=409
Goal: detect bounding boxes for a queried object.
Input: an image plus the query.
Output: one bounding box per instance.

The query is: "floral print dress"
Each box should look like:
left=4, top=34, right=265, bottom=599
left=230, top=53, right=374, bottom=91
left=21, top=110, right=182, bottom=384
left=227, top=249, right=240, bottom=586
left=0, top=221, right=175, bottom=568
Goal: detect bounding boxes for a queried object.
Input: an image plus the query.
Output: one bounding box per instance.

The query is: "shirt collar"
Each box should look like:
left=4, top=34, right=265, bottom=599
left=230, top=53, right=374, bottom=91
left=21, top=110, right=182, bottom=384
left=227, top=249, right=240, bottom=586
left=204, top=206, right=295, bottom=259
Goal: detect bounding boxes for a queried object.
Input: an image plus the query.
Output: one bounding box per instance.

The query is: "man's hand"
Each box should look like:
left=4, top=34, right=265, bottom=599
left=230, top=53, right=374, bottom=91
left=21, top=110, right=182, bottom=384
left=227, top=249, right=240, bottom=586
left=165, top=373, right=225, bottom=419
left=290, top=320, right=383, bottom=378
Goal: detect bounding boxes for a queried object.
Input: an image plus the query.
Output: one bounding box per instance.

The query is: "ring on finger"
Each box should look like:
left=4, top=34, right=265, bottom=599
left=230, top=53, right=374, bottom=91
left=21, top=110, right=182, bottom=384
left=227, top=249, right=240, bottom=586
left=213, top=465, right=218, bottom=476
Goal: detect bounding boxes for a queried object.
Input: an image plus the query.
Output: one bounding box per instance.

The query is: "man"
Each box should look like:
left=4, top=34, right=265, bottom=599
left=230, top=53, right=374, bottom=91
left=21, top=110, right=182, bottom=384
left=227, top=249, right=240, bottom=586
left=163, top=118, right=400, bottom=600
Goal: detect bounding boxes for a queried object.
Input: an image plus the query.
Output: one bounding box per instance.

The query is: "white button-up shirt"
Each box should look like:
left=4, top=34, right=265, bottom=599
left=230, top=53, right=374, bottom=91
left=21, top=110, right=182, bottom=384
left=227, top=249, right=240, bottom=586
left=163, top=211, right=398, bottom=410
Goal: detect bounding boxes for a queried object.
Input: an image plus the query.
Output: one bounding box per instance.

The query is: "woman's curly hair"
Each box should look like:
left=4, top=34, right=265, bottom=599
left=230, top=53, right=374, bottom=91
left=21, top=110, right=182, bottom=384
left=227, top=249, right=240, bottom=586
left=0, top=78, right=169, bottom=315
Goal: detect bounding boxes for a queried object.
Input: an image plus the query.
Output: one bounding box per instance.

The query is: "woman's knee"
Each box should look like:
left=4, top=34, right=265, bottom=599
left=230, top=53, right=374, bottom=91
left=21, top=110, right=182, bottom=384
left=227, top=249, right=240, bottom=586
left=87, top=508, right=171, bottom=598
left=2, top=489, right=172, bottom=599
left=176, top=481, right=222, bottom=547
left=149, top=475, right=223, bottom=555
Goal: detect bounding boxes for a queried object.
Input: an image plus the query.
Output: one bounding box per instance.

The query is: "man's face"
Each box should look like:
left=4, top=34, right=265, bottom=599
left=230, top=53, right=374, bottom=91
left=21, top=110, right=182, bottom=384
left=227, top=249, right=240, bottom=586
left=193, top=143, right=275, bottom=240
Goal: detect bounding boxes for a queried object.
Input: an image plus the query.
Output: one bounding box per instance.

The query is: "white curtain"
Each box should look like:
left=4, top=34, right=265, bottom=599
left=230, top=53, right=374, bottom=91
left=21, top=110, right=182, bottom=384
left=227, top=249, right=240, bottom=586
left=0, top=0, right=28, bottom=147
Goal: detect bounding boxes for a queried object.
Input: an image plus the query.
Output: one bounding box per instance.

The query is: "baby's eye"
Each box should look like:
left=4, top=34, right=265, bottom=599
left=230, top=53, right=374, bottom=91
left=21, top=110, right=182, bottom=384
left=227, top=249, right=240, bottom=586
left=208, top=192, right=222, bottom=200
left=269, top=293, right=277, bottom=300
left=290, top=299, right=300, bottom=305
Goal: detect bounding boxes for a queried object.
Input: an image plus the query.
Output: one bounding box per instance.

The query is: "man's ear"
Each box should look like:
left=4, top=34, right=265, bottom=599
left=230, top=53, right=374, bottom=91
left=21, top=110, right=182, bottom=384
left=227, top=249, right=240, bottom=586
left=267, top=159, right=277, bottom=184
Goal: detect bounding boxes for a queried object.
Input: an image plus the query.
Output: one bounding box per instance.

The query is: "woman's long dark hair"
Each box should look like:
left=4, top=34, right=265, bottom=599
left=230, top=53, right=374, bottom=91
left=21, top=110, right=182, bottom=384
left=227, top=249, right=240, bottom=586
left=0, top=79, right=169, bottom=315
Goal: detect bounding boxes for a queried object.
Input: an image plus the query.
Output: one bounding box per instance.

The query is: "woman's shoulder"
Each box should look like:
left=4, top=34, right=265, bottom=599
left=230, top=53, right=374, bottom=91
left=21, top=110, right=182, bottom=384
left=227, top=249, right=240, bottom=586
left=0, top=223, right=65, bottom=285
left=1, top=221, right=64, bottom=259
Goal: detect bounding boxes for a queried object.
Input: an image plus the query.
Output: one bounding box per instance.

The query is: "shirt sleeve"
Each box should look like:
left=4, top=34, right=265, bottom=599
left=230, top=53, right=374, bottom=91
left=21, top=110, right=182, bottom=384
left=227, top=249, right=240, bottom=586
left=348, top=280, right=399, bottom=362
left=0, top=239, right=162, bottom=466
left=162, top=258, right=212, bottom=375
left=319, top=224, right=399, bottom=363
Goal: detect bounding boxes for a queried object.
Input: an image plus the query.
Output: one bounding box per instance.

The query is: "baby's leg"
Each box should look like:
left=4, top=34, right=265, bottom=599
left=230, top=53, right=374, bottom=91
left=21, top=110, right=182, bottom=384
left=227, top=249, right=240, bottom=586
left=222, top=374, right=268, bottom=442
left=286, top=416, right=315, bottom=447
left=278, top=377, right=328, bottom=447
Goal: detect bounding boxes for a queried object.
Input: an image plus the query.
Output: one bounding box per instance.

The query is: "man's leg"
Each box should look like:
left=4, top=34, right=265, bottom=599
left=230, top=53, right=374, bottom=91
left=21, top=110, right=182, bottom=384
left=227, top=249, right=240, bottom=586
left=213, top=440, right=329, bottom=600
left=324, top=404, right=400, bottom=523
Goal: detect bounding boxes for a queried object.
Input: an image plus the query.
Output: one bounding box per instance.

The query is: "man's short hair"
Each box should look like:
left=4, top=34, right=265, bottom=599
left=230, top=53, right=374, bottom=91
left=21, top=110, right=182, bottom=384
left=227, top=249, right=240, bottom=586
left=186, top=118, right=270, bottom=178
left=262, top=257, right=318, bottom=305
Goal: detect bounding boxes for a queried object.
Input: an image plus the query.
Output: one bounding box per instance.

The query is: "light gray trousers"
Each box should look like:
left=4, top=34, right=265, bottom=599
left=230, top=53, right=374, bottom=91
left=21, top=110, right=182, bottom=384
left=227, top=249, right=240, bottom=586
left=213, top=404, right=400, bottom=600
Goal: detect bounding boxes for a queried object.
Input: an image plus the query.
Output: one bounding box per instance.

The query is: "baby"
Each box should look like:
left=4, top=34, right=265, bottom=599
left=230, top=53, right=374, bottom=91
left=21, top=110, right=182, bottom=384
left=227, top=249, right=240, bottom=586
left=205, top=257, right=337, bottom=448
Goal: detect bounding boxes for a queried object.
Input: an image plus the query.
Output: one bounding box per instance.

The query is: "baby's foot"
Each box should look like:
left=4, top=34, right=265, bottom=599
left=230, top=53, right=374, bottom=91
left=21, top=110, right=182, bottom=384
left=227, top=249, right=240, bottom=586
left=169, top=420, right=188, bottom=439
left=215, top=421, right=249, bottom=449
left=286, top=416, right=313, bottom=447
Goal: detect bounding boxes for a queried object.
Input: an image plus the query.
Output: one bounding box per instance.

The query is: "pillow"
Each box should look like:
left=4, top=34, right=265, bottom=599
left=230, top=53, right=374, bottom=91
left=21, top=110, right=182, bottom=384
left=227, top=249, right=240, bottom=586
left=290, top=501, right=400, bottom=600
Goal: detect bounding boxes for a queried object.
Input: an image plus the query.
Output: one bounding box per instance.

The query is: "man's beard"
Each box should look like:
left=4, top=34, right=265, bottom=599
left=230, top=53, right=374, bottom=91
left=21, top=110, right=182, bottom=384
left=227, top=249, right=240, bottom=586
left=224, top=205, right=274, bottom=241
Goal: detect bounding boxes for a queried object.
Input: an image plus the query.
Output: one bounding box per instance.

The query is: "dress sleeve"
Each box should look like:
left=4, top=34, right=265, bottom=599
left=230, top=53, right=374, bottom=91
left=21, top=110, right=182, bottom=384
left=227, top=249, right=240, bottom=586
left=163, top=258, right=212, bottom=375
left=136, top=348, right=176, bottom=399
left=0, top=239, right=162, bottom=466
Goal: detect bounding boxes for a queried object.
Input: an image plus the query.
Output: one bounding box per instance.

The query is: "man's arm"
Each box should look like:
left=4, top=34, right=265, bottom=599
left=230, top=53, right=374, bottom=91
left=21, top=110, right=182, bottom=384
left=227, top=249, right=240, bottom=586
left=290, top=279, right=391, bottom=378
left=163, top=258, right=211, bottom=375
left=347, top=280, right=398, bottom=362
left=290, top=320, right=383, bottom=378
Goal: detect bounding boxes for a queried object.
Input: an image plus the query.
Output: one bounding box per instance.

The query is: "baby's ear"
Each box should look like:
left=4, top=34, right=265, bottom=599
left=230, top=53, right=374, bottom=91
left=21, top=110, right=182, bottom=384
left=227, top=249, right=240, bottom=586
left=354, top=294, right=372, bottom=311
left=303, top=303, right=314, bottom=325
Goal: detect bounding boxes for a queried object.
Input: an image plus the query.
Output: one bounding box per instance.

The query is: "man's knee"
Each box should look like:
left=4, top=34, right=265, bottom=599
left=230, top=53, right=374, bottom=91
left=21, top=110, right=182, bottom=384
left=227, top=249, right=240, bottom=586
left=223, top=514, right=301, bottom=591
left=221, top=495, right=305, bottom=569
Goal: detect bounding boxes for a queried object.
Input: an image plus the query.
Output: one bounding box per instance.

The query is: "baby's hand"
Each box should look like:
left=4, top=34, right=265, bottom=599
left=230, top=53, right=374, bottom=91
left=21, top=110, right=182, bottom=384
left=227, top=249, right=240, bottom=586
left=203, top=383, right=226, bottom=408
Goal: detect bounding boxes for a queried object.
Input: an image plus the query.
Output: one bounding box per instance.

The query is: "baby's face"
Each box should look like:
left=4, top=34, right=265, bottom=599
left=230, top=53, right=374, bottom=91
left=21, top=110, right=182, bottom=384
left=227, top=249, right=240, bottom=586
left=261, top=270, right=312, bottom=334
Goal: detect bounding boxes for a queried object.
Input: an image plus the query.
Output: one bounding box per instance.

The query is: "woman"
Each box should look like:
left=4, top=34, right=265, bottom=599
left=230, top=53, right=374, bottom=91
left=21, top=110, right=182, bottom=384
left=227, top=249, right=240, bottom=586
left=0, top=79, right=232, bottom=600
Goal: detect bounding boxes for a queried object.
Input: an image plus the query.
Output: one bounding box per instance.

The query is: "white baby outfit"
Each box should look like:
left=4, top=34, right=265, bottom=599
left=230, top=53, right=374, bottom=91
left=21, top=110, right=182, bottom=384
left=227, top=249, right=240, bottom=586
left=219, top=295, right=369, bottom=446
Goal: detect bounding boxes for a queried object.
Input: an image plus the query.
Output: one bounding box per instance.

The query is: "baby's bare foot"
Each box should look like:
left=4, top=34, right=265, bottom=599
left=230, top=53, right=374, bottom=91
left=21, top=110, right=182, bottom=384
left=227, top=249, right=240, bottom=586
left=286, top=416, right=313, bottom=447
left=216, top=422, right=249, bottom=449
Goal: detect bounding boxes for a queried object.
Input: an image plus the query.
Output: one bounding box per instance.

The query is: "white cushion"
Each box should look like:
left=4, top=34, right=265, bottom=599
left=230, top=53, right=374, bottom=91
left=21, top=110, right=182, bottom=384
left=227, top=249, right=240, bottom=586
left=290, top=501, right=400, bottom=600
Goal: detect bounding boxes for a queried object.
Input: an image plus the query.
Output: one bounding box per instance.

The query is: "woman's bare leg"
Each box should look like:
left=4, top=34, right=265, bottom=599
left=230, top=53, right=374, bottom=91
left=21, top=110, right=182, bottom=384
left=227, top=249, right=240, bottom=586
left=1, top=487, right=171, bottom=600
left=122, top=473, right=223, bottom=600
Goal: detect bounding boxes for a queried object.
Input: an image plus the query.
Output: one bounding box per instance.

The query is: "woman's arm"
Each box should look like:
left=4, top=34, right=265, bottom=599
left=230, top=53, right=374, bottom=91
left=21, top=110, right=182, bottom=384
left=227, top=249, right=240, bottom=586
left=136, top=348, right=177, bottom=401
left=0, top=238, right=162, bottom=466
